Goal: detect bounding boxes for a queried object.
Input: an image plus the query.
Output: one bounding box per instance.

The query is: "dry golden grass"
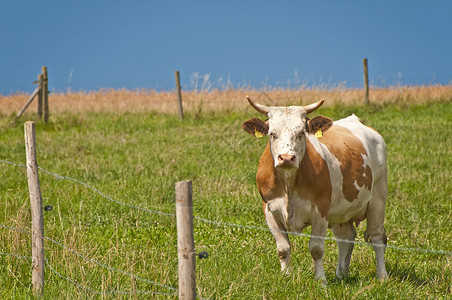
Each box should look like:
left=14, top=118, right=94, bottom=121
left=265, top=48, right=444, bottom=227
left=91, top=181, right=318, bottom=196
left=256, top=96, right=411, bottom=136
left=1, top=85, right=451, bottom=115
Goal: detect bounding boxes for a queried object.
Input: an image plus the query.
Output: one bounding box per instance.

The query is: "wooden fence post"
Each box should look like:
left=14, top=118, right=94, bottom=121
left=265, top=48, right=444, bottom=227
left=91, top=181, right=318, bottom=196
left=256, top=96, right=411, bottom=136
left=24, top=121, right=45, bottom=296
left=15, top=88, right=41, bottom=120
left=363, top=58, right=369, bottom=105
left=42, top=66, right=49, bottom=123
left=175, top=71, right=184, bottom=120
left=37, top=74, right=44, bottom=118
left=175, top=180, right=196, bottom=300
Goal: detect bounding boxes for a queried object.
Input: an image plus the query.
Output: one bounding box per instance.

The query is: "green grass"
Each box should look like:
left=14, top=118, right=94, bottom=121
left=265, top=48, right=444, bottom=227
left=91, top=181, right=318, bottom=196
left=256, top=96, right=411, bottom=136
left=1, top=101, right=451, bottom=299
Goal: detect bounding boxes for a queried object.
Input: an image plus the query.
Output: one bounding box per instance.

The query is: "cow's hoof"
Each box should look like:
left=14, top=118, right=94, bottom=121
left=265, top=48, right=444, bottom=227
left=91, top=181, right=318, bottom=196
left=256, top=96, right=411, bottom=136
left=281, top=266, right=292, bottom=276
left=335, top=270, right=349, bottom=280
left=315, top=274, right=328, bottom=286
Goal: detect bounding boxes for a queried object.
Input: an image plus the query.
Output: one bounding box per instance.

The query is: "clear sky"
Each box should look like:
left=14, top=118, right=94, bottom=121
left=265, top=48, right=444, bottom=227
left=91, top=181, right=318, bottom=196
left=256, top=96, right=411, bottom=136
left=1, top=1, right=451, bottom=95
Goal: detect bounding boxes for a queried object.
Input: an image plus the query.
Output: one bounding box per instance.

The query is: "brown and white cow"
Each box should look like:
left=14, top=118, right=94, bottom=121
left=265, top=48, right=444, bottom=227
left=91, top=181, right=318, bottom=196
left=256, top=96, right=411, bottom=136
left=242, top=96, right=388, bottom=283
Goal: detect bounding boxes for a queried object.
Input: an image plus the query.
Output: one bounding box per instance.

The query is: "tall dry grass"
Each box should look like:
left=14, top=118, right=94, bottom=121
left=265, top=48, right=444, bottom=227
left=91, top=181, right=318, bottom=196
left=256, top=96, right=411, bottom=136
left=1, top=85, right=451, bottom=115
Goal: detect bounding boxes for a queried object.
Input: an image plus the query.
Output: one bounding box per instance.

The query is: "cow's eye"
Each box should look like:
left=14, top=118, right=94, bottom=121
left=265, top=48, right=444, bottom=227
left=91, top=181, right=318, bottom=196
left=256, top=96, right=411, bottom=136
left=297, top=132, right=305, bottom=138
left=269, top=132, right=277, bottom=139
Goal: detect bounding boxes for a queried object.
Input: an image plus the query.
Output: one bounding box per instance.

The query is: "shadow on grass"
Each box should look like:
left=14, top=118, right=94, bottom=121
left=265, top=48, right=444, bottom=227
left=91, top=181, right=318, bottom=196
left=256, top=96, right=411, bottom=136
left=328, top=274, right=362, bottom=286
left=386, top=262, right=428, bottom=287
left=326, top=262, right=428, bottom=288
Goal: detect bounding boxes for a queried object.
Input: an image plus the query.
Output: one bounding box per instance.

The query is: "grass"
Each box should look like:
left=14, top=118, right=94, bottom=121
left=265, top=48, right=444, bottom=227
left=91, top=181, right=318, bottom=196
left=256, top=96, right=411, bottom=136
left=0, top=91, right=451, bottom=299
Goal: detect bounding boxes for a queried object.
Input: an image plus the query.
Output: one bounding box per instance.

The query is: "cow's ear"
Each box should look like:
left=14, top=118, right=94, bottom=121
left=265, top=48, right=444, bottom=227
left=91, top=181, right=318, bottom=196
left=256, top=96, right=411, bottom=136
left=242, top=118, right=269, bottom=138
left=307, top=116, right=333, bottom=135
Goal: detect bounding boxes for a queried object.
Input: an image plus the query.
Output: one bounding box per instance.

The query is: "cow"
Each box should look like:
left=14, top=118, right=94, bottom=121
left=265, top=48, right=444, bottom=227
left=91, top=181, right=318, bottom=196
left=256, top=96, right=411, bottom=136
left=241, top=96, right=388, bottom=283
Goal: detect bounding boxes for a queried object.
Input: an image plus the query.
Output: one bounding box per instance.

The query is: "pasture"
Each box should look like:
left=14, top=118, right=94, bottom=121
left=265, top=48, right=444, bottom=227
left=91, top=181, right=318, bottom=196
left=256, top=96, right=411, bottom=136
left=0, top=90, right=451, bottom=299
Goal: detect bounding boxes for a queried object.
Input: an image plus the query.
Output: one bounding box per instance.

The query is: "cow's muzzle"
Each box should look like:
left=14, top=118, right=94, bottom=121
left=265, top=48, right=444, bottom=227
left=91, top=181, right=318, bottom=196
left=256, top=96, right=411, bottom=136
left=277, top=154, right=297, bottom=168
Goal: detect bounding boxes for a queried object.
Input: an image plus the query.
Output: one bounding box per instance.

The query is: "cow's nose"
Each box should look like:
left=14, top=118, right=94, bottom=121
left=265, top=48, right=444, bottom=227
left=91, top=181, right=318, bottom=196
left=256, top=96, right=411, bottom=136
left=277, top=154, right=296, bottom=166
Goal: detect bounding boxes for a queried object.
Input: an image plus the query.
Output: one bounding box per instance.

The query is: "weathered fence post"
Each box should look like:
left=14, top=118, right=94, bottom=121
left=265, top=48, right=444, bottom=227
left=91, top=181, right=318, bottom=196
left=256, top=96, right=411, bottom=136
left=175, top=180, right=196, bottom=300
left=15, top=67, right=49, bottom=122
left=42, top=66, right=49, bottom=123
left=37, top=74, right=44, bottom=118
left=24, top=121, right=45, bottom=296
left=363, top=58, right=369, bottom=105
left=175, top=71, right=184, bottom=120
left=15, top=88, right=41, bottom=120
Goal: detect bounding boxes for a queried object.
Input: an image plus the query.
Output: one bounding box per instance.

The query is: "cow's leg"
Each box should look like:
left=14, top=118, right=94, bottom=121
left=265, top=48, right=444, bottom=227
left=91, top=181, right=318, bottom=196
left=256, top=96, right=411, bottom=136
left=365, top=177, right=388, bottom=280
left=309, top=212, right=328, bottom=283
left=265, top=204, right=291, bottom=272
left=332, top=221, right=356, bottom=279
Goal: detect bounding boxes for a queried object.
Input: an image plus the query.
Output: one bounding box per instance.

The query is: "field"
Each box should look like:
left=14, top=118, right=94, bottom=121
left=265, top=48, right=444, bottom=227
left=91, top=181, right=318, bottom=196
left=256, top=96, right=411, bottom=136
left=0, top=87, right=451, bottom=299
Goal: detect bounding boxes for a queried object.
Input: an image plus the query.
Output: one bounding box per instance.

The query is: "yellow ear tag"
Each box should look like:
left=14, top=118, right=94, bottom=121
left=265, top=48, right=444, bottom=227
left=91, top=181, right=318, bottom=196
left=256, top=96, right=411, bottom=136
left=315, top=129, right=323, bottom=138
left=254, top=129, right=264, bottom=138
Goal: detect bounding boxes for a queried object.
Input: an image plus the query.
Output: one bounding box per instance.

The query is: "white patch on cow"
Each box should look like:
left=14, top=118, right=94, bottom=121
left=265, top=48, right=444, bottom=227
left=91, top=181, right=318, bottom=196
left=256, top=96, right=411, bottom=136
left=361, top=152, right=371, bottom=180
left=267, top=107, right=307, bottom=168
left=267, top=196, right=289, bottom=223
left=288, top=192, right=313, bottom=233
left=266, top=192, right=315, bottom=234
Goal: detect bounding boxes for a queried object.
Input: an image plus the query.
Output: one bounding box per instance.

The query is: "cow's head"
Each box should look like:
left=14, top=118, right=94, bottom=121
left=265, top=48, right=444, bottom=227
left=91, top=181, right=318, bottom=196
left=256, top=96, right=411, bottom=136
left=242, top=96, right=332, bottom=170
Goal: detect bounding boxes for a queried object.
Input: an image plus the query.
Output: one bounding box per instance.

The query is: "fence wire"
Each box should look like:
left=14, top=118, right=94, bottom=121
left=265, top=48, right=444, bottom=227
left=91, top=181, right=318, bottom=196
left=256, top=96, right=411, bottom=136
left=0, top=223, right=178, bottom=293
left=193, top=216, right=452, bottom=256
left=0, top=251, right=31, bottom=261
left=38, top=166, right=175, bottom=217
left=2, top=159, right=451, bottom=257
left=44, top=257, right=177, bottom=297
left=0, top=250, right=176, bottom=296
left=0, top=159, right=174, bottom=217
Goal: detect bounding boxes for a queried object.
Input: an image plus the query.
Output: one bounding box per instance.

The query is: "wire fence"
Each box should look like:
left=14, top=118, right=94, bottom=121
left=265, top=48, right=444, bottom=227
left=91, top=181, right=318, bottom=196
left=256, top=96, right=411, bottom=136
left=2, top=159, right=451, bottom=255
left=0, top=249, right=176, bottom=297
left=1, top=158, right=451, bottom=296
left=0, top=223, right=178, bottom=294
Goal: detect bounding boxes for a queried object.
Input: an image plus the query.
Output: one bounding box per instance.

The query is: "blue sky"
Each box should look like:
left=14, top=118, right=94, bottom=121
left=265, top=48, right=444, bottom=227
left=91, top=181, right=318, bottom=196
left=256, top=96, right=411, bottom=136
left=1, top=1, right=451, bottom=94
